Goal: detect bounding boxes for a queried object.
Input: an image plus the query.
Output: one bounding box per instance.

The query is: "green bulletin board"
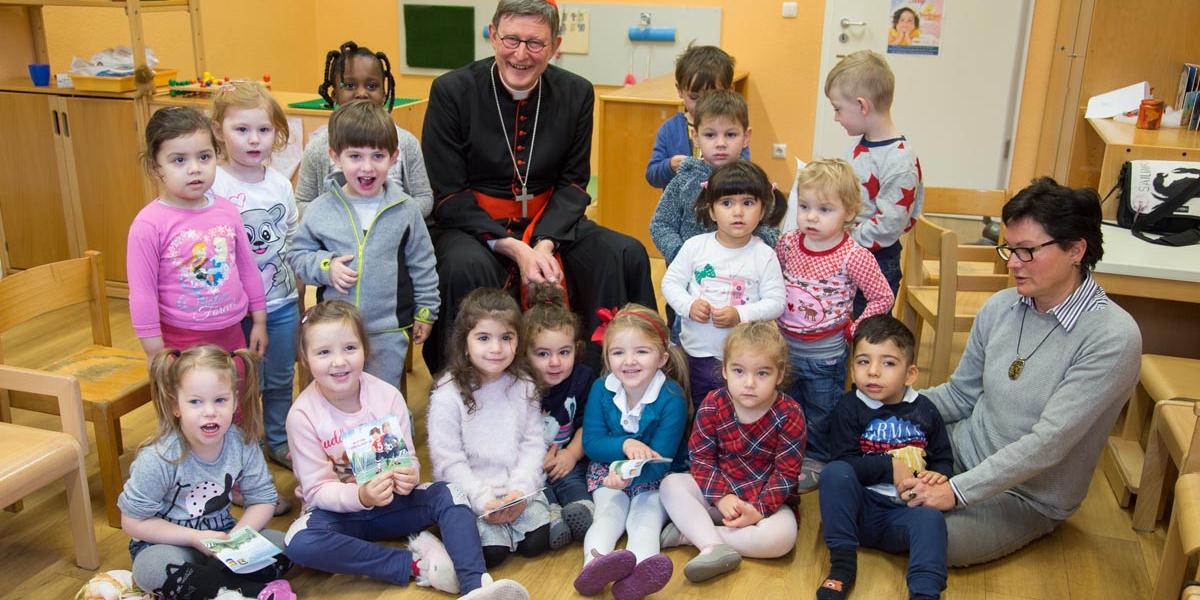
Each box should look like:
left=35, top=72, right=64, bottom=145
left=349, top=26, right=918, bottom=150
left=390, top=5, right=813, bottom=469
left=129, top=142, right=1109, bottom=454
left=403, top=5, right=475, bottom=70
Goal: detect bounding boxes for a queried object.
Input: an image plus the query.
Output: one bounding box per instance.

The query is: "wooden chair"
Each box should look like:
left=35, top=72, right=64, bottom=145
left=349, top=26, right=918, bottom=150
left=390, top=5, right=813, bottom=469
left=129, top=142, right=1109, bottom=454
left=0, top=365, right=99, bottom=569
left=0, top=251, right=151, bottom=527
left=1104, top=355, right=1200, bottom=507
left=1151, top=473, right=1200, bottom=600
left=894, top=187, right=1009, bottom=319
left=899, top=217, right=1009, bottom=386
left=1133, top=400, right=1200, bottom=531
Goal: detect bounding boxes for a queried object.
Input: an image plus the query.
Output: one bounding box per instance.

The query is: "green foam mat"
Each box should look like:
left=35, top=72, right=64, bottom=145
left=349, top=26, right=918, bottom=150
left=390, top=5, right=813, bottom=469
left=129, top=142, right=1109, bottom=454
left=287, top=97, right=421, bottom=111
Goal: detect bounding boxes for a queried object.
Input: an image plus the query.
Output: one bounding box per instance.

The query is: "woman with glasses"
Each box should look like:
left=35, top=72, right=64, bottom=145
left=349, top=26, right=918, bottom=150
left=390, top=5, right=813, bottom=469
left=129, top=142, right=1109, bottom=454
left=898, top=177, right=1141, bottom=566
left=420, top=0, right=656, bottom=374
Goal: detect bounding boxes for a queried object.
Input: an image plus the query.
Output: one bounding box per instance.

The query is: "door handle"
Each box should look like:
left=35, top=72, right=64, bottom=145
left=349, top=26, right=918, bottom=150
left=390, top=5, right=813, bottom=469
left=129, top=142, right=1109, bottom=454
left=840, top=18, right=867, bottom=28
left=61, top=111, right=70, bottom=138
left=52, top=110, right=60, bottom=135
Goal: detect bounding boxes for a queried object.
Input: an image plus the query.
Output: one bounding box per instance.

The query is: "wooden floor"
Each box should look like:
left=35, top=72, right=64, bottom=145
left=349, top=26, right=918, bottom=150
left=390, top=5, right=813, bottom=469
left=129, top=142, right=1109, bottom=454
left=0, top=258, right=1169, bottom=599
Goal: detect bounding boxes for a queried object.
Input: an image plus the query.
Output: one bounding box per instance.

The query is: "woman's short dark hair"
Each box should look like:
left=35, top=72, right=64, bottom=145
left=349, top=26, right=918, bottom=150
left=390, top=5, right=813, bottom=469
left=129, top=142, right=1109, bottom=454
left=1002, top=177, right=1104, bottom=272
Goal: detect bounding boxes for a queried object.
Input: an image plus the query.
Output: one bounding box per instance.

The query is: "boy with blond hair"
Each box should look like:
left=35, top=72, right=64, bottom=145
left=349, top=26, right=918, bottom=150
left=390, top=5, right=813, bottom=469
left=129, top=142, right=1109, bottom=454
left=645, top=44, right=749, bottom=188
left=824, top=50, right=923, bottom=313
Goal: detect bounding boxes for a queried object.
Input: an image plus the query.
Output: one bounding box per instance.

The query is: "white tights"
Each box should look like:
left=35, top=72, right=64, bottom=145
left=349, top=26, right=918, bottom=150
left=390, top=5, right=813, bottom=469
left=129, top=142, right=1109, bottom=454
left=659, top=472, right=798, bottom=558
left=583, top=486, right=667, bottom=565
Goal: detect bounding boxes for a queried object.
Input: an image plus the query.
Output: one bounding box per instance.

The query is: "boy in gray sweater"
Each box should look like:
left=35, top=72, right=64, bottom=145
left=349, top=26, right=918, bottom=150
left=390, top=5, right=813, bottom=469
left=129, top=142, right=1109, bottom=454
left=290, top=100, right=439, bottom=389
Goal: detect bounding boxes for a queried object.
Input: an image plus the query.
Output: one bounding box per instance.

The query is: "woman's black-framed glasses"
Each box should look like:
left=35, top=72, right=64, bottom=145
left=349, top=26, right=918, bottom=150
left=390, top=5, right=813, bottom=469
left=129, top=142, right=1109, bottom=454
left=996, top=239, right=1058, bottom=262
left=497, top=35, right=548, bottom=54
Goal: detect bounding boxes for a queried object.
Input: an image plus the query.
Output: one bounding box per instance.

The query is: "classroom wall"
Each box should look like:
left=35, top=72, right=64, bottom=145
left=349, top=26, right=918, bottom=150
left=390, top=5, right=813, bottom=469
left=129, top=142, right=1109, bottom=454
left=30, top=0, right=1056, bottom=193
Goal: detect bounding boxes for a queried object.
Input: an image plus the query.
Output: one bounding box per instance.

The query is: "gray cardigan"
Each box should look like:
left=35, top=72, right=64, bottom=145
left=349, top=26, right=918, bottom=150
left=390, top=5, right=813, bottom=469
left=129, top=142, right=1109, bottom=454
left=922, top=286, right=1141, bottom=521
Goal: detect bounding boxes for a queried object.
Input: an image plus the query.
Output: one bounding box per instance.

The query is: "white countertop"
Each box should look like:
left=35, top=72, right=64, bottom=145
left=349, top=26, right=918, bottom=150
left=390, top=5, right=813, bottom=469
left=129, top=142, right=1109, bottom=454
left=1095, top=223, right=1200, bottom=283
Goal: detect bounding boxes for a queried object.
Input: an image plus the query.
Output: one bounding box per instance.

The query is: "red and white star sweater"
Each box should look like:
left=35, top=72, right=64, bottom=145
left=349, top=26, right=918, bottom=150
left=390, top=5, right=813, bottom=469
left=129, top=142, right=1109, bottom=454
left=847, top=136, right=924, bottom=251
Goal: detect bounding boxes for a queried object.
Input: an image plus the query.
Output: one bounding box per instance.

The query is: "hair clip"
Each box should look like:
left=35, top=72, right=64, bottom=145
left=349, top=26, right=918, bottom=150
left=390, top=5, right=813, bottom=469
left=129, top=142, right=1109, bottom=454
left=700, top=181, right=708, bottom=190
left=771, top=182, right=779, bottom=191
left=591, top=306, right=618, bottom=343
left=301, top=306, right=317, bottom=324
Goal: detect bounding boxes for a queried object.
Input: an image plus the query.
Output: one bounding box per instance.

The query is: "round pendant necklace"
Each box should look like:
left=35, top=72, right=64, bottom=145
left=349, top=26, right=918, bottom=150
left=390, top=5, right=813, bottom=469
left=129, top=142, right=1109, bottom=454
left=1009, top=304, right=1058, bottom=380
left=490, top=62, right=542, bottom=217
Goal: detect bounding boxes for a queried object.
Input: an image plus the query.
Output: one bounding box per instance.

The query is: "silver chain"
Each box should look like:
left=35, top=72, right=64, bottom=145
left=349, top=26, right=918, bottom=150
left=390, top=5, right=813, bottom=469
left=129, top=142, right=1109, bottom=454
left=490, top=62, right=541, bottom=195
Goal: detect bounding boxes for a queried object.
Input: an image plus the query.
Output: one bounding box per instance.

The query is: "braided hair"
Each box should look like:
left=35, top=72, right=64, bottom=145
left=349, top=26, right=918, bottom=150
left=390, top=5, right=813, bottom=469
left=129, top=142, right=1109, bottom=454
left=318, top=40, right=396, bottom=111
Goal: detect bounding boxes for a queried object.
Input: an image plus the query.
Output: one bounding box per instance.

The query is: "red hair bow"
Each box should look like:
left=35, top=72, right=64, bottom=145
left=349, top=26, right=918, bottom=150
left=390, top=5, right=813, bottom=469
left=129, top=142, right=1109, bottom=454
left=591, top=306, right=619, bottom=343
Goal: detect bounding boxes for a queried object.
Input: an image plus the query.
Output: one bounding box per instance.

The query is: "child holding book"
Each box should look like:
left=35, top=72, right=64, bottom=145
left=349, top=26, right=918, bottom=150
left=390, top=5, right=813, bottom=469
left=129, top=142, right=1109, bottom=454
left=284, top=301, right=527, bottom=599
left=427, top=288, right=552, bottom=568
left=817, top=315, right=951, bottom=600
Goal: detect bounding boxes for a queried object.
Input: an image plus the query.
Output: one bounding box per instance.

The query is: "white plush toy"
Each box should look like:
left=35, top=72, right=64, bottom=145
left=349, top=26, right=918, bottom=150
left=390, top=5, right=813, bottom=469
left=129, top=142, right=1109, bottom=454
left=74, top=570, right=152, bottom=600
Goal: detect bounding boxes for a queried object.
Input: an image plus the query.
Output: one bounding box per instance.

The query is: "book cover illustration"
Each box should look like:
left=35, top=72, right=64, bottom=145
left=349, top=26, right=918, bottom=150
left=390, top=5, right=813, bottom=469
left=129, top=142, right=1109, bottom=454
left=609, top=457, right=673, bottom=480
left=342, top=415, right=413, bottom=484
left=200, top=528, right=282, bottom=574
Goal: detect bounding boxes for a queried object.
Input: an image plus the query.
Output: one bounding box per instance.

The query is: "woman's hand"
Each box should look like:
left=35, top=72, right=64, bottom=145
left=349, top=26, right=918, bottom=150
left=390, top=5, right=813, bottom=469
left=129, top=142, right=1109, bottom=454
left=622, top=439, right=659, bottom=460
left=898, top=477, right=956, bottom=511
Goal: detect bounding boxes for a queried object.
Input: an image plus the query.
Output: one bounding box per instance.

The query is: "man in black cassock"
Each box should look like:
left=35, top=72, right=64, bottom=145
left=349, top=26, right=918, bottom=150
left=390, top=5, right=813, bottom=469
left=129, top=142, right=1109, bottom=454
left=421, top=0, right=656, bottom=374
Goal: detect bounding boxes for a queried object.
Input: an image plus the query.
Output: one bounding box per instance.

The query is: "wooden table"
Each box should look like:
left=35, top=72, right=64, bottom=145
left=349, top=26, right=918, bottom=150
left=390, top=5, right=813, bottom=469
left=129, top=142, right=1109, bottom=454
left=1088, top=119, right=1200, bottom=219
left=596, top=71, right=747, bottom=258
left=1096, top=224, right=1200, bottom=506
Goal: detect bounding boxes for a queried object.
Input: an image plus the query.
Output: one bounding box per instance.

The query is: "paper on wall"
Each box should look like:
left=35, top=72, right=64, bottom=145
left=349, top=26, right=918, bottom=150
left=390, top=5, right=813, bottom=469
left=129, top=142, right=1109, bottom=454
left=1085, top=81, right=1149, bottom=119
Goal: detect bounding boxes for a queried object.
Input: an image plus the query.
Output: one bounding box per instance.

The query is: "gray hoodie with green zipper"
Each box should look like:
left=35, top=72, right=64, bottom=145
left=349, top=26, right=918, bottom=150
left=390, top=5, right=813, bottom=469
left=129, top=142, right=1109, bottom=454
left=289, top=174, right=439, bottom=334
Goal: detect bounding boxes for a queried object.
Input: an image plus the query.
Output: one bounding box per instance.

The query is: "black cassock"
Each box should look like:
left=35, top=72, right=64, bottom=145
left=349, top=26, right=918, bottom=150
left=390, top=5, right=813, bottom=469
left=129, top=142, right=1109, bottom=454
left=421, top=58, right=656, bottom=373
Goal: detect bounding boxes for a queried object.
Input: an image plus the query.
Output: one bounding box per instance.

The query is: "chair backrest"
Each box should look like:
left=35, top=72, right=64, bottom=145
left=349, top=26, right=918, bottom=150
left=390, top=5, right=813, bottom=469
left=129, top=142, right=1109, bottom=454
left=923, top=187, right=1008, bottom=217
left=0, top=251, right=111, bottom=351
left=908, top=217, right=959, bottom=325
left=0, top=365, right=86, bottom=452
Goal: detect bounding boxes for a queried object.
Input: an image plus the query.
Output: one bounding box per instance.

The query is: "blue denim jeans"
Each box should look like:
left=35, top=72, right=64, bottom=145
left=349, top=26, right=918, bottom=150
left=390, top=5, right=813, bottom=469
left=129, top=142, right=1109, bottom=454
left=242, top=301, right=298, bottom=453
left=819, top=461, right=947, bottom=598
left=285, top=481, right=487, bottom=592
left=785, top=341, right=848, bottom=463
left=853, top=241, right=902, bottom=317
left=544, top=460, right=591, bottom=506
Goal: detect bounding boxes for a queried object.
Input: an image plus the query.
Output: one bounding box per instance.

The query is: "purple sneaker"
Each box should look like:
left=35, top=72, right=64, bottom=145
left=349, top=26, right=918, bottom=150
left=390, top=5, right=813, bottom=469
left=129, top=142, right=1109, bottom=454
left=611, top=553, right=674, bottom=600
left=574, top=549, right=637, bottom=596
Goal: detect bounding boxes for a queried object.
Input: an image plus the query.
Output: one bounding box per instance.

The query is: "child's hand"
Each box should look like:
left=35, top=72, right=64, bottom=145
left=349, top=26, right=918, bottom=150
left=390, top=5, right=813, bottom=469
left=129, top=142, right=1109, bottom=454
left=603, top=470, right=632, bottom=490
left=716, top=494, right=742, bottom=521
left=192, top=530, right=226, bottom=557
left=501, top=490, right=528, bottom=521
left=622, top=438, right=659, bottom=460
left=918, top=470, right=948, bottom=486
left=669, top=155, right=686, bottom=172
left=412, top=321, right=432, bottom=345
left=329, top=255, right=358, bottom=293
left=711, top=306, right=741, bottom=328
left=689, top=298, right=712, bottom=323
left=547, top=446, right=579, bottom=482
left=543, top=444, right=559, bottom=472
left=723, top=500, right=764, bottom=528
left=248, top=321, right=268, bottom=355
left=892, top=456, right=916, bottom=490
left=393, top=466, right=419, bottom=496
left=357, top=474, right=395, bottom=508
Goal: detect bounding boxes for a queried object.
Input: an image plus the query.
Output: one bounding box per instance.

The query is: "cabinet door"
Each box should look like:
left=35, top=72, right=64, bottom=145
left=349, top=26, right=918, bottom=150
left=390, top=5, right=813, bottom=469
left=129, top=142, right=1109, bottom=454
left=61, top=96, right=149, bottom=283
left=0, top=92, right=71, bottom=270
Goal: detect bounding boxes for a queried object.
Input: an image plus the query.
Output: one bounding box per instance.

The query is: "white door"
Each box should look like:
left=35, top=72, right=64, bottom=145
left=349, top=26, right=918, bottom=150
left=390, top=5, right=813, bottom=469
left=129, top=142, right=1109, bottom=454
left=812, top=0, right=1033, bottom=189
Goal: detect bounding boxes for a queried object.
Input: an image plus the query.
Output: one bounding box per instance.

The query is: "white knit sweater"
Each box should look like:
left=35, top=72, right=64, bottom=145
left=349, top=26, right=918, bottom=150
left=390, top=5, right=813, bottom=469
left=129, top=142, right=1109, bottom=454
left=427, top=372, right=548, bottom=513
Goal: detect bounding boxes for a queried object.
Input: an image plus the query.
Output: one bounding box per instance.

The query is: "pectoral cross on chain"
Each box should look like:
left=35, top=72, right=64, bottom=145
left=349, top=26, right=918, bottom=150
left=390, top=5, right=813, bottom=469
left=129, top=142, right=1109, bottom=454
left=516, top=185, right=533, bottom=218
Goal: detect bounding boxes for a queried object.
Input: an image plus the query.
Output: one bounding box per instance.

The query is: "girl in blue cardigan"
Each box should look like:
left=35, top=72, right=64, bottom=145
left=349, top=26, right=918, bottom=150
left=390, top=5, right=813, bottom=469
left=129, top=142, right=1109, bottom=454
left=572, top=304, right=690, bottom=600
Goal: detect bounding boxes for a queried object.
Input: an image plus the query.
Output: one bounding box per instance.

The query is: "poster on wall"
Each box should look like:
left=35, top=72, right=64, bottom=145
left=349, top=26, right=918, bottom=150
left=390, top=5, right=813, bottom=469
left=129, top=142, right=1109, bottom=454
left=887, top=0, right=943, bottom=56
left=559, top=8, right=590, bottom=54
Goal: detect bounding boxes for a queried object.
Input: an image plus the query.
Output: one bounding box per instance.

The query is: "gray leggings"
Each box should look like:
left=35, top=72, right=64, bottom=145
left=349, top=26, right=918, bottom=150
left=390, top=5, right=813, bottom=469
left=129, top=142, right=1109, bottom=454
left=945, top=491, right=1060, bottom=567
left=131, top=529, right=287, bottom=593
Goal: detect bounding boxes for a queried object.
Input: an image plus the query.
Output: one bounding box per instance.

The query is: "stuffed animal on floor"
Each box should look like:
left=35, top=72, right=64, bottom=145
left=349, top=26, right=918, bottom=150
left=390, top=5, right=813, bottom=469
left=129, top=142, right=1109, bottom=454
left=74, top=570, right=152, bottom=600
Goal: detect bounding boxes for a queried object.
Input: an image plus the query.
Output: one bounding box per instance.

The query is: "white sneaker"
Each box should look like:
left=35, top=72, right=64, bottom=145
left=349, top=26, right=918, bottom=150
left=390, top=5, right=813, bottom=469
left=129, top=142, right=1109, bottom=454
left=460, top=575, right=530, bottom=600
left=410, top=531, right=459, bottom=594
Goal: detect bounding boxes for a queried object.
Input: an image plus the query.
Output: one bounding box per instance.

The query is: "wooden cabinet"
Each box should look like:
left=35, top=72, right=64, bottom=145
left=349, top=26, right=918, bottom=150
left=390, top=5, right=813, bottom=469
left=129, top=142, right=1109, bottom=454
left=0, top=82, right=150, bottom=289
left=0, top=90, right=72, bottom=269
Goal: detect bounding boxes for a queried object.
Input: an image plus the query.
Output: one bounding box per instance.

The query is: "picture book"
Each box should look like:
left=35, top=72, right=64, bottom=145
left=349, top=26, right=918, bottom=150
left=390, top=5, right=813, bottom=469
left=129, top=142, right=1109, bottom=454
left=200, top=528, right=282, bottom=574
left=609, top=457, right=673, bottom=480
left=342, top=415, right=413, bottom=484
left=478, top=487, right=547, bottom=519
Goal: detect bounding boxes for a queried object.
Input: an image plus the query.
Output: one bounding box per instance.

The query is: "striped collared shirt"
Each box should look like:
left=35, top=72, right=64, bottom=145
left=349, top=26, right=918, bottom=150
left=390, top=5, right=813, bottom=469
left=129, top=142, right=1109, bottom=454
left=1013, top=271, right=1109, bottom=333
